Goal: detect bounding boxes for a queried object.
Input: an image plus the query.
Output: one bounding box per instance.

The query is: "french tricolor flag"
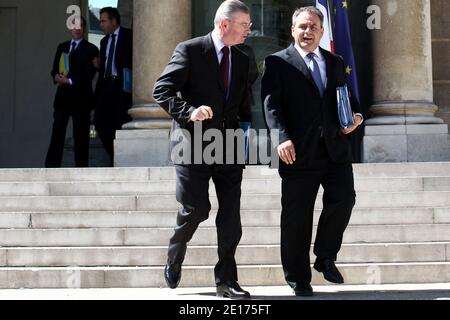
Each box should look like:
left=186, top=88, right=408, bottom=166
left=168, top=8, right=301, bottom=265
left=316, top=0, right=334, bottom=53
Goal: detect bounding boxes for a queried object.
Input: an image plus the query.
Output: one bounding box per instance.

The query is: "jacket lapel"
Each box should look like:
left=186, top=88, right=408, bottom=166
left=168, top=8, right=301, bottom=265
left=320, top=48, right=335, bottom=96
left=114, top=28, right=123, bottom=70
left=202, top=33, right=226, bottom=94
left=227, top=46, right=241, bottom=104
left=285, top=44, right=317, bottom=90
left=100, top=36, right=108, bottom=73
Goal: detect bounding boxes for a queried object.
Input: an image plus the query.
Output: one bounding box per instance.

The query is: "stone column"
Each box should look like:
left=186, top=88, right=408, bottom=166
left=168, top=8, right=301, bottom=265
left=115, top=0, right=192, bottom=167
left=363, top=0, right=450, bottom=162
left=117, top=0, right=133, bottom=29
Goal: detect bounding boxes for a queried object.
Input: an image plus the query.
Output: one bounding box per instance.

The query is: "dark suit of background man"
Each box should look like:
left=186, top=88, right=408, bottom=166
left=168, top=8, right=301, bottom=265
left=153, top=0, right=253, bottom=299
left=94, top=7, right=132, bottom=166
left=262, top=6, right=364, bottom=297
left=46, top=16, right=99, bottom=168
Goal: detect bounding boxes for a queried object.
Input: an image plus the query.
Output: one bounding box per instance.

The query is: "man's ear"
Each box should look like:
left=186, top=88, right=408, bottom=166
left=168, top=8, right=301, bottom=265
left=221, top=19, right=230, bottom=31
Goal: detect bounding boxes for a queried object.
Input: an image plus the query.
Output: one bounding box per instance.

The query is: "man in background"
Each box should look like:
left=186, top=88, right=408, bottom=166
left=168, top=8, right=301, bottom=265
left=46, top=16, right=98, bottom=168
left=94, top=7, right=133, bottom=167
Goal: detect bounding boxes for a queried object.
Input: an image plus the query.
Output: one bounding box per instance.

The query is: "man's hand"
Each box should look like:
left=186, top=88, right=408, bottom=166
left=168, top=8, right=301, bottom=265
left=277, top=140, right=296, bottom=165
left=93, top=57, right=100, bottom=69
left=190, top=106, right=213, bottom=122
left=341, top=114, right=363, bottom=135
left=55, top=74, right=70, bottom=86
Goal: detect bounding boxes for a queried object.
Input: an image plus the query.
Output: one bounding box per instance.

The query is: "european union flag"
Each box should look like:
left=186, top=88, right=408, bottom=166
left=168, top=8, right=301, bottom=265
left=333, top=0, right=360, bottom=103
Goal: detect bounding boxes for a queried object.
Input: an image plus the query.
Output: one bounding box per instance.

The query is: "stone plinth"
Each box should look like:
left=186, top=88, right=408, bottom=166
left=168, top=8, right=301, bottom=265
left=115, top=130, right=171, bottom=167
left=363, top=125, right=450, bottom=163
left=363, top=0, right=450, bottom=162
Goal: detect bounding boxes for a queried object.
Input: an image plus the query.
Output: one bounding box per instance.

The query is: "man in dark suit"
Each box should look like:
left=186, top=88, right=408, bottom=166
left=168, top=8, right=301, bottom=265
left=46, top=16, right=99, bottom=168
left=94, top=7, right=133, bottom=166
left=153, top=0, right=252, bottom=299
left=262, top=6, right=364, bottom=297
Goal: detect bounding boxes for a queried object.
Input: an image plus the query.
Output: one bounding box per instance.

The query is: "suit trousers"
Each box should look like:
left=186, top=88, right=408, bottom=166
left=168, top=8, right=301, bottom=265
left=279, top=138, right=356, bottom=286
left=168, top=164, right=243, bottom=285
left=94, top=79, right=132, bottom=166
left=45, top=106, right=91, bottom=168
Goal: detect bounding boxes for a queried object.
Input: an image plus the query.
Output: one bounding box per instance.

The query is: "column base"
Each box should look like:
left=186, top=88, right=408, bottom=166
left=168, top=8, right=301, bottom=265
left=362, top=124, right=450, bottom=163
left=366, top=102, right=444, bottom=125
left=114, top=129, right=171, bottom=167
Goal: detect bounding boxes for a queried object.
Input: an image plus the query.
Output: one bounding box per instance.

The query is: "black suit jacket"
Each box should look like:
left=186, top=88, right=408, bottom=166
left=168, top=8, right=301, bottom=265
left=153, top=33, right=251, bottom=164
left=51, top=39, right=99, bottom=110
left=262, top=44, right=362, bottom=166
left=96, top=27, right=133, bottom=94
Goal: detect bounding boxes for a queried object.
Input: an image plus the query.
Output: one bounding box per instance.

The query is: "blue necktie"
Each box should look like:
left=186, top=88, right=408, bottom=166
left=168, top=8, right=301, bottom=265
left=69, top=42, right=77, bottom=55
left=307, top=52, right=325, bottom=96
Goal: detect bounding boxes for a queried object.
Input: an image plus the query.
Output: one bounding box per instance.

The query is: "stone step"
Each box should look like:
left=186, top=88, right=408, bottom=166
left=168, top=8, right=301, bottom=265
left=2, top=176, right=450, bottom=196
left=1, top=163, right=450, bottom=183
left=351, top=162, right=450, bottom=178
left=2, top=191, right=450, bottom=212
left=1, top=242, right=448, bottom=267
left=0, top=168, right=152, bottom=182
left=0, top=262, right=449, bottom=288
left=0, top=224, right=449, bottom=247
left=1, top=207, right=448, bottom=229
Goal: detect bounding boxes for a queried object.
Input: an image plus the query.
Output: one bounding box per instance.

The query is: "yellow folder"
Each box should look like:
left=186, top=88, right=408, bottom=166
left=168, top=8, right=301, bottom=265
left=59, top=53, right=70, bottom=76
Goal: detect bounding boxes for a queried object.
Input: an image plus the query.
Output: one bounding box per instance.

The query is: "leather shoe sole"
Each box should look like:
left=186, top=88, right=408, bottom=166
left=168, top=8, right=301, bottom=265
left=294, top=285, right=314, bottom=297
left=216, top=284, right=251, bottom=299
left=314, top=261, right=344, bottom=284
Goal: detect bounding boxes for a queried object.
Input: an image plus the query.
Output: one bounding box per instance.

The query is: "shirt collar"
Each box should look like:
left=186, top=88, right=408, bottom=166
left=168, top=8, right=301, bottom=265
left=71, top=39, right=83, bottom=46
left=110, top=26, right=121, bottom=38
left=294, top=43, right=323, bottom=61
left=211, top=30, right=230, bottom=56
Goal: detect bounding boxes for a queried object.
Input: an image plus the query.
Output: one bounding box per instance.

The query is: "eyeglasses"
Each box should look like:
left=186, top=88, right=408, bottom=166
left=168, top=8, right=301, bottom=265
left=231, top=20, right=253, bottom=30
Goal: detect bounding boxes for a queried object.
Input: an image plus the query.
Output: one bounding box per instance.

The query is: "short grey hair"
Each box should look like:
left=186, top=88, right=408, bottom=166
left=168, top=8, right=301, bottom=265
left=214, top=0, right=250, bottom=27
left=292, top=6, right=324, bottom=27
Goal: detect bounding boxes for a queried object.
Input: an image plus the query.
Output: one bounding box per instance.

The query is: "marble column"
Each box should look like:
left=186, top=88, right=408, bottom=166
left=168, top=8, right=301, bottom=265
left=117, top=0, right=133, bottom=29
left=115, top=0, right=192, bottom=167
left=363, top=0, right=450, bottom=162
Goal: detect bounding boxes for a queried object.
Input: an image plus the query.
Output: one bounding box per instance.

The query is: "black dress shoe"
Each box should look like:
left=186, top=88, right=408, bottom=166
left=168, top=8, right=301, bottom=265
left=314, top=259, right=344, bottom=284
left=292, top=283, right=314, bottom=297
left=216, top=281, right=251, bottom=299
left=164, top=263, right=182, bottom=289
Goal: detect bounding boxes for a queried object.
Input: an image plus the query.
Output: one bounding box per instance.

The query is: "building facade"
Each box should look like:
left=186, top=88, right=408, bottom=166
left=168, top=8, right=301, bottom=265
left=0, top=0, right=449, bottom=167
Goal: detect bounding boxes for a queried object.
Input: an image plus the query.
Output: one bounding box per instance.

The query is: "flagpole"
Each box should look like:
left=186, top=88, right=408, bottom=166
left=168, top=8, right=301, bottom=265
left=326, top=0, right=334, bottom=53
left=316, top=0, right=334, bottom=53
left=261, top=0, right=264, bottom=36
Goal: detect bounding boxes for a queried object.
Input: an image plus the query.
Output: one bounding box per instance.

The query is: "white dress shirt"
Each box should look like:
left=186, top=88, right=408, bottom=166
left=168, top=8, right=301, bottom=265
left=69, top=39, right=82, bottom=53
left=105, top=27, right=121, bottom=77
left=67, top=39, right=83, bottom=85
left=211, top=30, right=232, bottom=91
left=294, top=44, right=363, bottom=124
left=295, top=44, right=327, bottom=88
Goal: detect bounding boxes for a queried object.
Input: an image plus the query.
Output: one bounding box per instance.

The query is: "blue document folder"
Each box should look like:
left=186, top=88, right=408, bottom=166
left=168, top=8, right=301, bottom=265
left=240, top=121, right=252, bottom=164
left=336, top=84, right=354, bottom=128
left=123, top=68, right=132, bottom=93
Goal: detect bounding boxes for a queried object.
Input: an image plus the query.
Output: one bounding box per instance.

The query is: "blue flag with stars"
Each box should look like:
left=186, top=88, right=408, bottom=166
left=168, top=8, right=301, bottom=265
left=333, top=0, right=360, bottom=103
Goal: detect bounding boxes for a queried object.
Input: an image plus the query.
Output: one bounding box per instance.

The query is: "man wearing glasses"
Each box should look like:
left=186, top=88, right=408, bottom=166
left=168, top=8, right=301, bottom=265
left=153, top=0, right=253, bottom=299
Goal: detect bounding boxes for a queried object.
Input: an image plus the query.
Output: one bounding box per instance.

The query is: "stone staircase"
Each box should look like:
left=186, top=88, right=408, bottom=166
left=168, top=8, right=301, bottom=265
left=0, top=163, right=449, bottom=289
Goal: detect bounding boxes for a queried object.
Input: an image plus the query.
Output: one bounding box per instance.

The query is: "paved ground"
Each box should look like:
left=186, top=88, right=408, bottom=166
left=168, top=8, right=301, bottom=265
left=0, top=283, right=449, bottom=300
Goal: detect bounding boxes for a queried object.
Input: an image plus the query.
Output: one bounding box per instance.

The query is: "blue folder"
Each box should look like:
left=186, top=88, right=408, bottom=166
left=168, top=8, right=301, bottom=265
left=123, top=68, right=132, bottom=93
left=240, top=121, right=252, bottom=164
left=336, top=84, right=354, bottom=128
